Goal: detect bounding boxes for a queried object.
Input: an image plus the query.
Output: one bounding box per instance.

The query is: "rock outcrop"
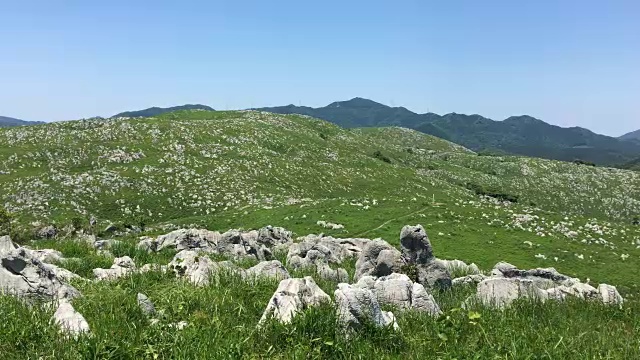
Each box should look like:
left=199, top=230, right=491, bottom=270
left=399, top=225, right=452, bottom=290
left=138, top=226, right=292, bottom=262
left=259, top=276, right=331, bottom=324
left=0, top=246, right=80, bottom=301
left=168, top=250, right=240, bottom=286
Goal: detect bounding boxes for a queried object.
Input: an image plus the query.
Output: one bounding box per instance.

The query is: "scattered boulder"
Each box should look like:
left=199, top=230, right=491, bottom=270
left=137, top=293, right=156, bottom=317
left=334, top=283, right=399, bottom=331
left=355, top=239, right=403, bottom=280
left=356, top=273, right=441, bottom=316
left=245, top=260, right=290, bottom=281
left=0, top=247, right=80, bottom=301
left=598, top=284, right=624, bottom=306
left=52, top=301, right=90, bottom=338
left=168, top=250, right=239, bottom=286
left=476, top=278, right=545, bottom=308
left=93, top=256, right=136, bottom=281
left=36, top=225, right=57, bottom=239
left=400, top=225, right=433, bottom=264
left=93, top=239, right=121, bottom=250
left=490, top=262, right=576, bottom=289
left=398, top=225, right=452, bottom=290
left=259, top=276, right=331, bottom=324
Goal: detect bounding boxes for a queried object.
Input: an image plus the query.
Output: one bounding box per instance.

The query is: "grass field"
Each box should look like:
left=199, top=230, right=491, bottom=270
left=1, top=110, right=640, bottom=358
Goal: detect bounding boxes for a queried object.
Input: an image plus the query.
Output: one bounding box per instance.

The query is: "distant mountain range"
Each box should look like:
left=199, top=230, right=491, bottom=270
left=0, top=116, right=44, bottom=128
left=112, top=104, right=214, bottom=118
left=257, top=98, right=640, bottom=166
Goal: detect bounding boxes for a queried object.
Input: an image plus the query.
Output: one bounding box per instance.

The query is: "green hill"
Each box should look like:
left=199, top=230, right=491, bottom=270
left=258, top=98, right=640, bottom=165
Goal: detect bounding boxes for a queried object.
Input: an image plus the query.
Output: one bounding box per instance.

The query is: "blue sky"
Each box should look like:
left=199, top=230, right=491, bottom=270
left=1, top=1, right=638, bottom=136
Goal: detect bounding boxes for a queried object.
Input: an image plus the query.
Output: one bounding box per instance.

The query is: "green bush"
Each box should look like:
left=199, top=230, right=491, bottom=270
left=0, top=207, right=12, bottom=236
left=373, top=150, right=391, bottom=163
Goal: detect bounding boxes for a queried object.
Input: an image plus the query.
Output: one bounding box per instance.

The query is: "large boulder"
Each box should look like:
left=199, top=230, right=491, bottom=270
left=490, top=262, right=576, bottom=289
left=598, top=284, right=624, bottom=306
left=259, top=276, right=331, bottom=324
left=334, top=283, right=399, bottom=331
left=417, top=260, right=452, bottom=290
left=52, top=301, right=90, bottom=338
left=400, top=225, right=433, bottom=264
left=168, top=250, right=240, bottom=286
left=355, top=239, right=403, bottom=280
left=0, top=248, right=80, bottom=301
left=93, top=256, right=136, bottom=281
left=356, top=273, right=441, bottom=316
left=476, top=278, right=545, bottom=308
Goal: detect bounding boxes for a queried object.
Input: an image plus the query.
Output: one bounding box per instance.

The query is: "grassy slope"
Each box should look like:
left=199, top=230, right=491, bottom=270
left=1, top=110, right=640, bottom=358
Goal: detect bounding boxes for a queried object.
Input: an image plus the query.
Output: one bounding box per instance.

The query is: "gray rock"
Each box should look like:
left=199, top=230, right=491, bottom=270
left=25, top=248, right=64, bottom=264
left=355, top=239, right=403, bottom=280
left=137, top=293, right=156, bottom=316
left=356, top=273, right=441, bottom=316
left=400, top=225, right=433, bottom=264
left=52, top=301, right=90, bottom=338
left=0, top=248, right=80, bottom=301
left=245, top=260, right=290, bottom=281
left=417, top=261, right=452, bottom=290
left=598, top=284, right=624, bottom=306
left=36, top=225, right=57, bottom=239
left=256, top=225, right=293, bottom=247
left=476, top=278, right=545, bottom=308
left=334, top=283, right=399, bottom=331
left=316, top=264, right=350, bottom=283
left=0, top=235, right=17, bottom=254
left=259, top=276, right=331, bottom=324
left=168, top=250, right=240, bottom=286
left=452, top=274, right=487, bottom=287
left=93, top=239, right=121, bottom=250
left=490, top=262, right=575, bottom=289
left=93, top=256, right=136, bottom=281
left=136, top=236, right=157, bottom=252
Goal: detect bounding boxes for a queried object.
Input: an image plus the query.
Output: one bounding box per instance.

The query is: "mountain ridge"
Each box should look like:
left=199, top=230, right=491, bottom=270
left=256, top=98, right=640, bottom=165
left=0, top=116, right=44, bottom=127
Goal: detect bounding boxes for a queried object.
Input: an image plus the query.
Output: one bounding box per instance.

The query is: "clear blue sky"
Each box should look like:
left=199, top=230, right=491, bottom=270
left=1, top=1, right=638, bottom=136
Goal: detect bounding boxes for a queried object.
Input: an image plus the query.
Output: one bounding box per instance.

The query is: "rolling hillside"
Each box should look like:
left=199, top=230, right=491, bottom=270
left=112, top=104, right=214, bottom=118
left=2, top=109, right=640, bottom=358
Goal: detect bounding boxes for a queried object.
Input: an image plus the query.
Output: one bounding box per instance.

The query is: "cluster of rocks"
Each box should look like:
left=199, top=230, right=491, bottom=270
left=1, top=221, right=627, bottom=338
left=461, top=262, right=623, bottom=309
left=137, top=225, right=292, bottom=262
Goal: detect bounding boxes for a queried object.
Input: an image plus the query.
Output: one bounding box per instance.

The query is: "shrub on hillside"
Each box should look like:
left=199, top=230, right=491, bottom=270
left=373, top=150, right=391, bottom=163
left=573, top=159, right=596, bottom=167
left=465, top=182, right=519, bottom=203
